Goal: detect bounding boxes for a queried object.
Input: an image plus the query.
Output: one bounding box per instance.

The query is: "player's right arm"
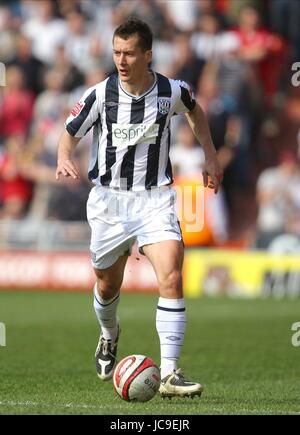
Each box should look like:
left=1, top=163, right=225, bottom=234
left=55, top=131, right=81, bottom=180
left=56, top=84, right=101, bottom=181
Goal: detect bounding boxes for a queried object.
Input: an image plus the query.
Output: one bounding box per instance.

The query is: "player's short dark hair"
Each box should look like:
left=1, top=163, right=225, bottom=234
left=113, top=18, right=153, bottom=52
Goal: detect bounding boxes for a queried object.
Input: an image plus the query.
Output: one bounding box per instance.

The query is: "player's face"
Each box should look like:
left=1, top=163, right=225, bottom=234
left=113, top=34, right=152, bottom=84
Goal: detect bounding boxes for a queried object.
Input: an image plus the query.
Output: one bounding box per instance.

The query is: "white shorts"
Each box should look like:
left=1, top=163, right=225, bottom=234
left=87, top=185, right=182, bottom=269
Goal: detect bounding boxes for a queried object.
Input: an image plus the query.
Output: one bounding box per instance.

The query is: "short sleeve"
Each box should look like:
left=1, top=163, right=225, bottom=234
left=65, top=86, right=99, bottom=138
left=172, top=80, right=196, bottom=115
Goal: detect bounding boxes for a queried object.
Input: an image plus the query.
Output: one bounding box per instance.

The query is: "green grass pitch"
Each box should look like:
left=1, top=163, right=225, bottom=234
left=0, top=291, right=300, bottom=415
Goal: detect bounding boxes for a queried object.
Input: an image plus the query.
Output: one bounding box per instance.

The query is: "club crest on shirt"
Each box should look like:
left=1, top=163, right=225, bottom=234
left=157, top=97, right=171, bottom=115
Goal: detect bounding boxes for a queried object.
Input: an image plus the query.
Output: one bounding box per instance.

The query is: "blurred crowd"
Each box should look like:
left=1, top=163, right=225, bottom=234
left=0, top=0, right=300, bottom=251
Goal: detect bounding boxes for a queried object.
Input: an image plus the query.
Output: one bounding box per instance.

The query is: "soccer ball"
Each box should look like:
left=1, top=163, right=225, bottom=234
left=113, top=355, right=161, bottom=402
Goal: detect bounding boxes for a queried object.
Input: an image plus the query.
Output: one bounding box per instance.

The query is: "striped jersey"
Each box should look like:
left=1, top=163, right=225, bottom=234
left=65, top=71, right=196, bottom=191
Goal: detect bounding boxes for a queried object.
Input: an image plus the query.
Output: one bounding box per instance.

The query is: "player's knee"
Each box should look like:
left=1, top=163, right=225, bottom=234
left=159, top=270, right=182, bottom=293
left=96, top=280, right=119, bottom=300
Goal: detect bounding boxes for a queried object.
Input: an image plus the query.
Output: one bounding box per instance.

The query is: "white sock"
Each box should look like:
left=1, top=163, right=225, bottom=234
left=93, top=284, right=120, bottom=342
left=156, top=297, right=186, bottom=379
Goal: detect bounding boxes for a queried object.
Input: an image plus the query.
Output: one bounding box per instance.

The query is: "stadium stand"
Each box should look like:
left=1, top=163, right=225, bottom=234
left=0, top=0, right=299, bottom=255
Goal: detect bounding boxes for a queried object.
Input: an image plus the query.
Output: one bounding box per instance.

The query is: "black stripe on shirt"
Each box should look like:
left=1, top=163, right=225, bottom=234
left=100, top=74, right=119, bottom=186
left=180, top=85, right=196, bottom=112
left=66, top=89, right=97, bottom=136
left=145, top=73, right=171, bottom=189
left=165, top=128, right=173, bottom=183
left=120, top=97, right=145, bottom=190
left=88, top=114, right=102, bottom=180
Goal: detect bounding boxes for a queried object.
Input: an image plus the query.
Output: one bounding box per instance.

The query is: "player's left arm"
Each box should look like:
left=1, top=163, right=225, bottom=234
left=185, top=103, right=223, bottom=194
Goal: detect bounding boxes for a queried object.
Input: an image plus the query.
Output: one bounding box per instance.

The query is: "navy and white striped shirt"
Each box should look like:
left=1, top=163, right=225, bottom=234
left=65, top=71, right=196, bottom=191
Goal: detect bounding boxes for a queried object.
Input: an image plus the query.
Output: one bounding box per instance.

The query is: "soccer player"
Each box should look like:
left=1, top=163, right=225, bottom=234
left=56, top=18, right=222, bottom=398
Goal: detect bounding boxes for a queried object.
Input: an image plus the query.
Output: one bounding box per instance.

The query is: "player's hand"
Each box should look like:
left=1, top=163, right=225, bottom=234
left=55, top=159, right=80, bottom=181
left=202, top=154, right=223, bottom=194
